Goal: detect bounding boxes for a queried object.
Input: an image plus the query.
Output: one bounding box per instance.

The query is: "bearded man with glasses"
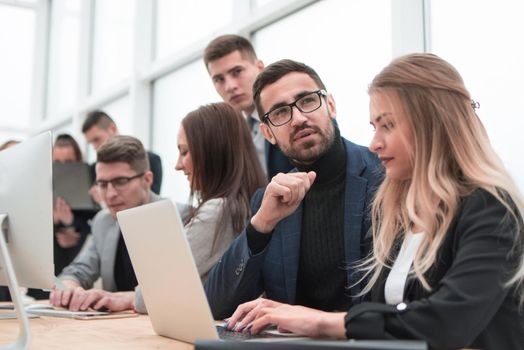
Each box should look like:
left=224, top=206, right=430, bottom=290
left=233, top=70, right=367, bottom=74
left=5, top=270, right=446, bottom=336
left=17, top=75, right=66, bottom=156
left=50, top=136, right=185, bottom=311
left=205, top=60, right=383, bottom=324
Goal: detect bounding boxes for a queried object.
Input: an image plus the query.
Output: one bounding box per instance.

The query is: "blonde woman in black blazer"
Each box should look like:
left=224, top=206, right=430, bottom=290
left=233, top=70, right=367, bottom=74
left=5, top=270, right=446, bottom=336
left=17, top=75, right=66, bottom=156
left=228, top=54, right=524, bottom=350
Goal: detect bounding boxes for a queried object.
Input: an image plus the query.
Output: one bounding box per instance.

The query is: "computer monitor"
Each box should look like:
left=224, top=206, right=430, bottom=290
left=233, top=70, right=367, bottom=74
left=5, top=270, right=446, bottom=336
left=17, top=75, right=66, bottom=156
left=0, top=131, right=54, bottom=349
left=0, top=131, right=54, bottom=288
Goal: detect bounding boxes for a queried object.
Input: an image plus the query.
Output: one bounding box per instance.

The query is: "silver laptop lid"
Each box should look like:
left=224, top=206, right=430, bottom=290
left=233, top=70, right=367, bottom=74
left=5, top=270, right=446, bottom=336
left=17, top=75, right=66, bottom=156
left=117, top=199, right=219, bottom=343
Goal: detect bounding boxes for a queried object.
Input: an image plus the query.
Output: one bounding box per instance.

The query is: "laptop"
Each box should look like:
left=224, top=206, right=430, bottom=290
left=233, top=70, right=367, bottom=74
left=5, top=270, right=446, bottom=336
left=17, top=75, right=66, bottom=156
left=117, top=199, right=300, bottom=344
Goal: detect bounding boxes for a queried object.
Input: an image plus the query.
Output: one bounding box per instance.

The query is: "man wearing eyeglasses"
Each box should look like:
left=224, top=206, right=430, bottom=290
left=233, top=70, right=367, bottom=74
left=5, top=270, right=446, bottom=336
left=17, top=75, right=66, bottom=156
left=205, top=60, right=383, bottom=324
left=49, top=136, right=164, bottom=311
left=204, top=34, right=293, bottom=180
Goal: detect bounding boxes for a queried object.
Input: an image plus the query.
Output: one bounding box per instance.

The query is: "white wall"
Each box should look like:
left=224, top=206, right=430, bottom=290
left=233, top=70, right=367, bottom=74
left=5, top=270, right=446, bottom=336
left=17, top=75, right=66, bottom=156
left=1, top=0, right=523, bottom=195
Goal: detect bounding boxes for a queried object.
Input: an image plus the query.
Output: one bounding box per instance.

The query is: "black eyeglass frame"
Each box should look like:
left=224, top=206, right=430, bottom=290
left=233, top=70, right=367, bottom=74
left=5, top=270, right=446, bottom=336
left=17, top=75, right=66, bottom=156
left=95, top=172, right=145, bottom=191
left=261, top=89, right=328, bottom=127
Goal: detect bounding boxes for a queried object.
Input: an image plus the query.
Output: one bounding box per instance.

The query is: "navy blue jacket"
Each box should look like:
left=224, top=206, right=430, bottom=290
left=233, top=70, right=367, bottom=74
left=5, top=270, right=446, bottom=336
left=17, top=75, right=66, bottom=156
left=265, top=141, right=293, bottom=179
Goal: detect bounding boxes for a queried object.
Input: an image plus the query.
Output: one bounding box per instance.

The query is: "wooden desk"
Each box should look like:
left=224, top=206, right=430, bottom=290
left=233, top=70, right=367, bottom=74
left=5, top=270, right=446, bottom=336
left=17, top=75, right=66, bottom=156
left=0, top=312, right=193, bottom=350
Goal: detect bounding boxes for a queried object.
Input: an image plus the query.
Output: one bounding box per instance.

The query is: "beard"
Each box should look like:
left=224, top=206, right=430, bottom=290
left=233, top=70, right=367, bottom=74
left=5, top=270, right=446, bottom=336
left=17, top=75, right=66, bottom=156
left=277, top=120, right=335, bottom=165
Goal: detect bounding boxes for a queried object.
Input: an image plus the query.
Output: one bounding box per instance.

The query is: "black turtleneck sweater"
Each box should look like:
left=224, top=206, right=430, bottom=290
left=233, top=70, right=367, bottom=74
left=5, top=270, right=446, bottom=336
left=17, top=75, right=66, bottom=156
left=247, top=128, right=352, bottom=311
left=114, top=231, right=138, bottom=292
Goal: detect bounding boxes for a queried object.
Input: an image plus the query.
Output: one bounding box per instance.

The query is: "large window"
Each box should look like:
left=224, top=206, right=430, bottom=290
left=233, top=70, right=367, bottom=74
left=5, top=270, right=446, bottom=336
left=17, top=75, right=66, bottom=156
left=91, top=0, right=134, bottom=93
left=0, top=4, right=35, bottom=133
left=5, top=0, right=522, bottom=197
left=46, top=0, right=82, bottom=119
left=254, top=0, right=275, bottom=8
left=253, top=0, right=392, bottom=147
left=154, top=0, right=233, bottom=61
left=430, top=0, right=524, bottom=191
left=103, top=96, right=131, bottom=135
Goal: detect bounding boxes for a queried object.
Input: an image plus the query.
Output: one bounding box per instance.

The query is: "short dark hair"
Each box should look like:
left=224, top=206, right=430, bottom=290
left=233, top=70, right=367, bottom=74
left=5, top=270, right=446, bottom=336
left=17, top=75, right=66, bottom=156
left=54, top=133, right=83, bottom=161
left=253, top=59, right=327, bottom=120
left=82, top=110, right=115, bottom=133
left=204, top=34, right=257, bottom=67
left=96, top=135, right=149, bottom=174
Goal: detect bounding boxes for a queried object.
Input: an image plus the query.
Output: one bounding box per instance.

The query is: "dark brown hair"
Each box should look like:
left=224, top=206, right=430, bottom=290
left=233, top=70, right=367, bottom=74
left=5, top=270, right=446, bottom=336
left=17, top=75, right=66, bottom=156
left=54, top=133, right=83, bottom=161
left=182, top=103, right=266, bottom=249
left=82, top=110, right=115, bottom=133
left=253, top=59, right=326, bottom=120
left=96, top=135, right=149, bottom=174
left=204, top=34, right=257, bottom=67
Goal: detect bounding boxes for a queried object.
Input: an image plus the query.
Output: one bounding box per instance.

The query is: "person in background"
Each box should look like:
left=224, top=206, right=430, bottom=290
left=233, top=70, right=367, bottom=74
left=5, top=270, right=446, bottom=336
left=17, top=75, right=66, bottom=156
left=172, top=102, right=267, bottom=283
left=50, top=136, right=161, bottom=309
left=204, top=34, right=293, bottom=179
left=240, top=53, right=524, bottom=350
left=128, top=102, right=269, bottom=313
left=52, top=103, right=267, bottom=312
left=82, top=110, right=163, bottom=195
left=52, top=134, right=94, bottom=275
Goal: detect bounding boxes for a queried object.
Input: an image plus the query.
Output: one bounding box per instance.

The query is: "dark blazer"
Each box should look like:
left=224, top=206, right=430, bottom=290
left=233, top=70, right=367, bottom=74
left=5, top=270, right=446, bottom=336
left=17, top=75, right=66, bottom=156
left=265, top=141, right=293, bottom=179
left=205, top=138, right=383, bottom=319
left=345, top=189, right=524, bottom=350
left=146, top=151, right=163, bottom=194
left=89, top=150, right=163, bottom=194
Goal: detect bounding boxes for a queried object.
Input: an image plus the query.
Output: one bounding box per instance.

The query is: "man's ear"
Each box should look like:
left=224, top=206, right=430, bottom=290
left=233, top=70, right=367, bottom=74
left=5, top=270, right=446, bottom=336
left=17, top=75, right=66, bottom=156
left=260, top=123, right=276, bottom=145
left=108, top=123, right=118, bottom=136
left=143, top=170, right=154, bottom=187
left=256, top=59, right=264, bottom=72
left=327, top=93, right=337, bottom=119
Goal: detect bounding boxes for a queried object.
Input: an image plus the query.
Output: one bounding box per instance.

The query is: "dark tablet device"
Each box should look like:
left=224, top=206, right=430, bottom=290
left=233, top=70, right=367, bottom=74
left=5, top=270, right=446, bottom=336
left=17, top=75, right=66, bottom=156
left=53, top=162, right=97, bottom=211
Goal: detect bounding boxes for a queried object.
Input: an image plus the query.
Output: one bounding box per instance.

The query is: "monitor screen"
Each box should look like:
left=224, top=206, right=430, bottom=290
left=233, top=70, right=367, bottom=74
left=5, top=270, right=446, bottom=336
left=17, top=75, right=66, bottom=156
left=0, top=132, right=54, bottom=289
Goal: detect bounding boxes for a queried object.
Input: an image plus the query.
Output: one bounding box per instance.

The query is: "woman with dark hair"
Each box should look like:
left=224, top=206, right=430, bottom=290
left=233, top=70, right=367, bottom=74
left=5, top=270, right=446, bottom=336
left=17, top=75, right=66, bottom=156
left=52, top=133, right=94, bottom=275
left=176, top=103, right=267, bottom=276
left=54, top=134, right=83, bottom=162
left=85, top=102, right=267, bottom=312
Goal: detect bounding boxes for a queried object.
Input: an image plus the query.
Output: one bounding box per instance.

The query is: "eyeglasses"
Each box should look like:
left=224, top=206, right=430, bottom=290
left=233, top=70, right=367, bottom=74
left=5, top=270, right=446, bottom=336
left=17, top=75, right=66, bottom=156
left=95, top=173, right=145, bottom=191
left=262, top=89, right=327, bottom=127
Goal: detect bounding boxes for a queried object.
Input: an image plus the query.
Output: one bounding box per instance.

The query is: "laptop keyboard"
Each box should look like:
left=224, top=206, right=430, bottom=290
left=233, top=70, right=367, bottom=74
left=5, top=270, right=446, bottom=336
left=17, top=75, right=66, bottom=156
left=216, top=325, right=286, bottom=340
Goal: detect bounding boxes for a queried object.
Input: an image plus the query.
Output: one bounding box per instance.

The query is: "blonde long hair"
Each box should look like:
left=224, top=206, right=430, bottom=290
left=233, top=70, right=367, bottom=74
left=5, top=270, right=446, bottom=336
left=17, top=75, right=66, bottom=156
left=360, top=53, right=524, bottom=303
